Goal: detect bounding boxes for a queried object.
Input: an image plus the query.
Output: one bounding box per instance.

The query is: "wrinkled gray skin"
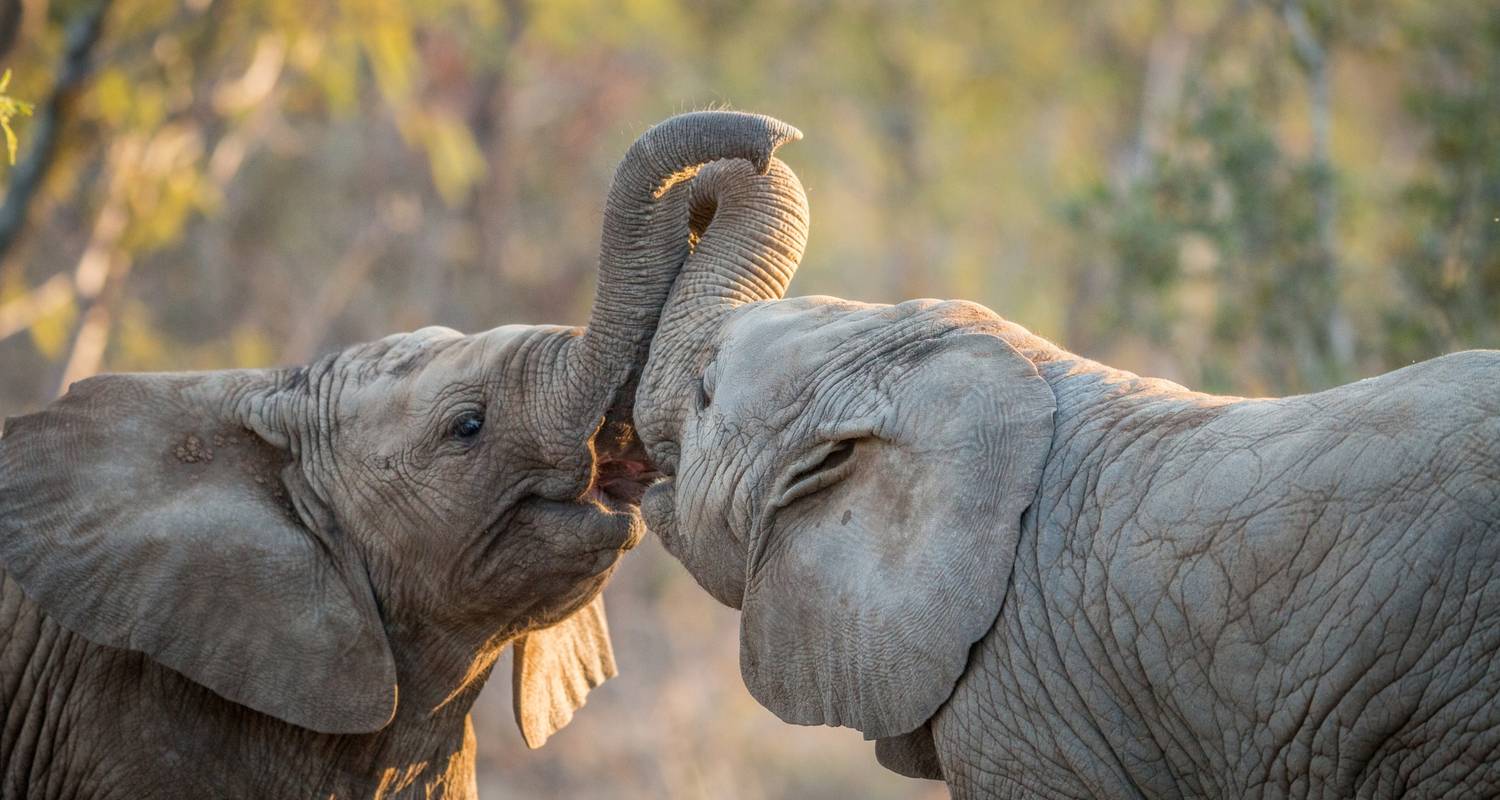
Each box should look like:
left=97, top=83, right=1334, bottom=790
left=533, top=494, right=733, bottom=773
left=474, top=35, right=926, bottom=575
left=0, top=111, right=802, bottom=799
left=635, top=160, right=1500, bottom=798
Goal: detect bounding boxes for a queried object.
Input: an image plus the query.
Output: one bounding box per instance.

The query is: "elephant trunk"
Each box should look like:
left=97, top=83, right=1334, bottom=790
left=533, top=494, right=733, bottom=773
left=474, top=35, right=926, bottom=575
left=635, top=156, right=811, bottom=473
left=543, top=112, right=802, bottom=473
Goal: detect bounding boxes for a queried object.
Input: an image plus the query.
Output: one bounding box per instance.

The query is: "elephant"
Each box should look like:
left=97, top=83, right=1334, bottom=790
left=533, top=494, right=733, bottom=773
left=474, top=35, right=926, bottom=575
left=632, top=153, right=1500, bottom=797
left=0, top=111, right=802, bottom=798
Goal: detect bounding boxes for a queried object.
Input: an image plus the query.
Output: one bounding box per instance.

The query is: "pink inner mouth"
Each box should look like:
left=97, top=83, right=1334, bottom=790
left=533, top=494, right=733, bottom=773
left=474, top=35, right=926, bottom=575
left=594, top=457, right=660, bottom=505
left=588, top=418, right=661, bottom=507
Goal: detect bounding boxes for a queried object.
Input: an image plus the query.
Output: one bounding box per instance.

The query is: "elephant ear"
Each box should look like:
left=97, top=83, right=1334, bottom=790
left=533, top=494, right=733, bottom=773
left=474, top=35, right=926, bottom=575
left=876, top=724, right=944, bottom=780
left=740, top=333, right=1055, bottom=739
left=0, top=372, right=397, bottom=734
left=511, top=594, right=617, bottom=748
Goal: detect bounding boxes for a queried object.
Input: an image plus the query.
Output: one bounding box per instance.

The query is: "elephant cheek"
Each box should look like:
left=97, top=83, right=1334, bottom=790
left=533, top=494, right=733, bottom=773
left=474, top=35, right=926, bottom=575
left=643, top=481, right=696, bottom=577
left=643, top=480, right=678, bottom=547
left=644, top=479, right=746, bottom=609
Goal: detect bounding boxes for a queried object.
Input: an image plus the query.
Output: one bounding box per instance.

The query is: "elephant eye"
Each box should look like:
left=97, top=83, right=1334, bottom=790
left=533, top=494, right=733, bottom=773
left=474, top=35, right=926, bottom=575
left=449, top=411, right=485, bottom=441
left=695, top=376, right=712, bottom=411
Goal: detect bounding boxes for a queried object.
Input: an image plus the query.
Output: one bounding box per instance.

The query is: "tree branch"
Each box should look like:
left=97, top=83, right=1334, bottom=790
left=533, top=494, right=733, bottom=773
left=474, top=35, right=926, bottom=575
left=0, top=0, right=22, bottom=65
left=1282, top=0, right=1352, bottom=372
left=46, top=134, right=130, bottom=397
left=0, top=0, right=110, bottom=261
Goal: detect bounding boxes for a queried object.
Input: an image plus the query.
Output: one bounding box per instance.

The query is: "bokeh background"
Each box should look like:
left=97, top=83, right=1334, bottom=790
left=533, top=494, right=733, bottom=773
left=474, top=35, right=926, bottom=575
left=0, top=1, right=1496, bottom=797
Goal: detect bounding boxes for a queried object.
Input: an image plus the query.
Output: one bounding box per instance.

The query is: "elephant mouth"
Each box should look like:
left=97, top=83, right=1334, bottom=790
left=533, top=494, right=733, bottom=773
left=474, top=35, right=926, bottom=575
left=588, top=417, right=661, bottom=508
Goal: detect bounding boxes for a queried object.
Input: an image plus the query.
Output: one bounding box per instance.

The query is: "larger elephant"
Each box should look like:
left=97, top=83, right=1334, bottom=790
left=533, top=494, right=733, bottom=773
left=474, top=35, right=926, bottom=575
left=0, top=111, right=801, bottom=798
left=633, top=155, right=1500, bottom=797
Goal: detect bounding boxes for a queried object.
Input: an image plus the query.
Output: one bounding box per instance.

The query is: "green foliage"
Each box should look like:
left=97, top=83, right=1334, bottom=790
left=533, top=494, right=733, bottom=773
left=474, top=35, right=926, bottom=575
left=1057, top=1, right=1500, bottom=394
left=0, top=0, right=1492, bottom=395
left=0, top=1, right=1495, bottom=795
left=0, top=70, right=34, bottom=165
left=1065, top=82, right=1342, bottom=393
left=1384, top=5, right=1500, bottom=364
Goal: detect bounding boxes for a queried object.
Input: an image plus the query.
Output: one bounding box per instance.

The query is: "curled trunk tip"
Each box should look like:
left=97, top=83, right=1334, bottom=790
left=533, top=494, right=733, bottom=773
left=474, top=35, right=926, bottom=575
left=544, top=111, right=805, bottom=472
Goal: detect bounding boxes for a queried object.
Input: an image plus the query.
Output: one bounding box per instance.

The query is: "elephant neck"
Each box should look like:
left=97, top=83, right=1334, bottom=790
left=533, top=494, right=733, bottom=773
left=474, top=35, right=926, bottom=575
left=385, top=617, right=509, bottom=725
left=277, top=624, right=501, bottom=796
left=942, top=346, right=1241, bottom=796
left=0, top=571, right=484, bottom=798
left=1018, top=337, right=1237, bottom=455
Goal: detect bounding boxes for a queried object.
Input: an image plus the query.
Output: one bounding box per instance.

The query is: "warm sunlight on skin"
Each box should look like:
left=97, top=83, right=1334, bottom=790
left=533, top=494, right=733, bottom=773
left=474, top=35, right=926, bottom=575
left=0, top=1, right=1495, bottom=796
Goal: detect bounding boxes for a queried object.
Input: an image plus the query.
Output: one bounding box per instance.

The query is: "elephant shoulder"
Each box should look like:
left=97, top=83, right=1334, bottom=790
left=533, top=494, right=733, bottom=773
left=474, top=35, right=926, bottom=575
left=1128, top=351, right=1500, bottom=529
left=1311, top=351, right=1500, bottom=476
left=1330, top=349, right=1500, bottom=423
left=1224, top=349, right=1500, bottom=520
left=1421, top=350, right=1500, bottom=418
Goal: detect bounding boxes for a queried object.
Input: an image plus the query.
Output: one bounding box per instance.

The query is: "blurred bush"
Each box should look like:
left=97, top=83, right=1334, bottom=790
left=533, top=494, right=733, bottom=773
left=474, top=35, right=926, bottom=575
left=0, top=1, right=1494, bottom=796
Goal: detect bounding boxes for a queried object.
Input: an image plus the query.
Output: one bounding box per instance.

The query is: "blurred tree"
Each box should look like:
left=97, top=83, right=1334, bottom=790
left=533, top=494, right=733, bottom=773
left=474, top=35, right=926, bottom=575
left=1384, top=4, right=1500, bottom=364
left=0, top=1, right=1494, bottom=796
left=1061, top=0, right=1356, bottom=394
left=1060, top=0, right=1497, bottom=394
left=0, top=0, right=107, bottom=260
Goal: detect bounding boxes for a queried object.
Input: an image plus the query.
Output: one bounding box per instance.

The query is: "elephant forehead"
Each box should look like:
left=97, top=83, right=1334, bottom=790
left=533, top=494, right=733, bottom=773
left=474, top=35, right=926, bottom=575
left=718, top=300, right=899, bottom=384
left=326, top=327, right=530, bottom=425
left=715, top=297, right=1004, bottom=409
left=350, top=325, right=552, bottom=384
left=724, top=297, right=1004, bottom=363
left=335, top=326, right=462, bottom=383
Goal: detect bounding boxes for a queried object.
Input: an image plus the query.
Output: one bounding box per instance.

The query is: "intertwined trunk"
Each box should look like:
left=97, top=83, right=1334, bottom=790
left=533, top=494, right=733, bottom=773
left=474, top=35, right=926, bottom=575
left=541, top=112, right=804, bottom=472
left=635, top=156, right=812, bottom=472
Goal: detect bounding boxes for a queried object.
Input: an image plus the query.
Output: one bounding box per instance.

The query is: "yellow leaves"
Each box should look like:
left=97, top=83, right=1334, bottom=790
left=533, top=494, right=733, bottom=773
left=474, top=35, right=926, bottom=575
left=412, top=108, right=487, bottom=207
left=114, top=301, right=168, bottom=369
left=230, top=327, right=275, bottom=368
left=116, top=301, right=277, bottom=371
left=28, top=295, right=79, bottom=360
left=365, top=23, right=417, bottom=103
left=0, top=69, right=34, bottom=165
left=327, top=0, right=488, bottom=206
left=117, top=127, right=214, bottom=251
left=531, top=0, right=689, bottom=52
left=93, top=69, right=133, bottom=126
left=302, top=34, right=362, bottom=115
left=90, top=67, right=168, bottom=129
left=1, top=116, right=21, bottom=165
left=341, top=0, right=418, bottom=104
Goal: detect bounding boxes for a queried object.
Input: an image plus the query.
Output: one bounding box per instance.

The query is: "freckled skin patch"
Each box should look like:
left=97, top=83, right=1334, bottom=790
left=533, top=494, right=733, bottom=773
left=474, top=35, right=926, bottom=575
left=172, top=434, right=212, bottom=464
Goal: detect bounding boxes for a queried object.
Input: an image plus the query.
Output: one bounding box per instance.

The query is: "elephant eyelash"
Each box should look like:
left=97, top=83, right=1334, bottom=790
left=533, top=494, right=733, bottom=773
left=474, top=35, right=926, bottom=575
left=434, top=397, right=487, bottom=449
left=779, top=439, right=858, bottom=506
left=448, top=411, right=485, bottom=441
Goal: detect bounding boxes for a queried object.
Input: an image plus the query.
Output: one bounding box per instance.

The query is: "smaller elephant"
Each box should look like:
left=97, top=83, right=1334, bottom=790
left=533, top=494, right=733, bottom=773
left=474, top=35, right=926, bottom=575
left=0, top=111, right=801, bottom=798
left=633, top=155, right=1500, bottom=798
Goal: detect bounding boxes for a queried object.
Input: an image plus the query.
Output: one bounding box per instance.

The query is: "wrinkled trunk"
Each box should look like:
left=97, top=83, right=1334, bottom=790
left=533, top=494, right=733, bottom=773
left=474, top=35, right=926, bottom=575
left=635, top=156, right=811, bottom=473
left=537, top=112, right=803, bottom=472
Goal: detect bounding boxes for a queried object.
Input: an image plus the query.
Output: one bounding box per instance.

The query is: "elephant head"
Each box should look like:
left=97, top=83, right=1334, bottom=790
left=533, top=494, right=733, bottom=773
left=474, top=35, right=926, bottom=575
left=634, top=161, right=1057, bottom=741
left=0, top=111, right=801, bottom=747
